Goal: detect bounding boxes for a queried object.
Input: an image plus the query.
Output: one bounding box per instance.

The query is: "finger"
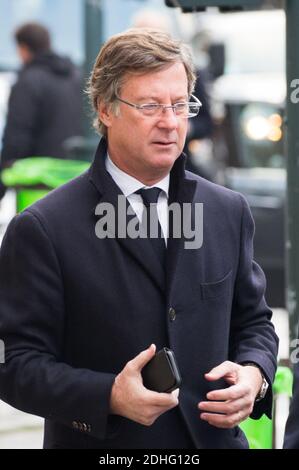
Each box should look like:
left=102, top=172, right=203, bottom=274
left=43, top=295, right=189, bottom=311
left=198, top=396, right=247, bottom=415
left=145, top=390, right=179, bottom=408
left=205, top=383, right=246, bottom=401
left=129, top=344, right=156, bottom=371
left=151, top=398, right=179, bottom=413
left=155, top=388, right=180, bottom=404
left=200, top=409, right=245, bottom=428
left=205, top=361, right=239, bottom=382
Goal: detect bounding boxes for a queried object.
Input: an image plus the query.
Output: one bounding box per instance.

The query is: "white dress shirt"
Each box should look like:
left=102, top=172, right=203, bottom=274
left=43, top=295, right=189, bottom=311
left=105, top=154, right=169, bottom=244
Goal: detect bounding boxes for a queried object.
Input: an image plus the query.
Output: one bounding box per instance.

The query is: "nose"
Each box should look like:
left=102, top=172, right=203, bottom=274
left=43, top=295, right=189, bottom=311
left=156, top=107, right=179, bottom=130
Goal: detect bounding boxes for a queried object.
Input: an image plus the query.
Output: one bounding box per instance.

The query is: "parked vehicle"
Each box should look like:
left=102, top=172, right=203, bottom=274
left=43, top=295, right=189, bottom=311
left=188, top=10, right=286, bottom=307
left=212, top=73, right=286, bottom=307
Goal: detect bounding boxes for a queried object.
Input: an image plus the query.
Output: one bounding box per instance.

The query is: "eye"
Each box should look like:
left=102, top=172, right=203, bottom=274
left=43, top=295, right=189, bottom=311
left=141, top=104, right=160, bottom=110
left=140, top=104, right=160, bottom=115
left=174, top=102, right=188, bottom=113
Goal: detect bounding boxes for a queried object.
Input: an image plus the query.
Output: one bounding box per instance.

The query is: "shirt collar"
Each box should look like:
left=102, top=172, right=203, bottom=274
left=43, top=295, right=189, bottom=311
left=105, top=153, right=169, bottom=198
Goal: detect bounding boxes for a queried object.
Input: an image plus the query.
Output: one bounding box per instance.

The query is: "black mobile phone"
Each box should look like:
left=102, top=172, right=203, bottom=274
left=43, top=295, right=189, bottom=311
left=141, top=347, right=182, bottom=393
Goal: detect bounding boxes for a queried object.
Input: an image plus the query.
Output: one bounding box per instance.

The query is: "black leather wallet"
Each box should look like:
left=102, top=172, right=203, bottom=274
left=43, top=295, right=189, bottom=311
left=141, top=347, right=182, bottom=393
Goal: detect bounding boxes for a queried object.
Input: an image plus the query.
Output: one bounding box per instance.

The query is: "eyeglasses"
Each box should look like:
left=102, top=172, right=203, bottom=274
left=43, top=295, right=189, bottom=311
left=115, top=94, right=202, bottom=118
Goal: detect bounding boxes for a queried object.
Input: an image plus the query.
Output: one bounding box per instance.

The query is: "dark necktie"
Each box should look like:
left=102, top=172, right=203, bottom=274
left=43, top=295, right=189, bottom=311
left=135, top=187, right=166, bottom=267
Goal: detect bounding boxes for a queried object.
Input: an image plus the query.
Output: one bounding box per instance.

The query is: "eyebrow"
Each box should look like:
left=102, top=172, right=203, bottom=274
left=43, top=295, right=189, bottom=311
left=136, top=95, right=189, bottom=102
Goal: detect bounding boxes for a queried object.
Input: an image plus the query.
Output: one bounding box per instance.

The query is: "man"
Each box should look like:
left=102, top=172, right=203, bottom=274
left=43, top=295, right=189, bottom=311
left=0, top=29, right=278, bottom=449
left=1, top=22, right=82, bottom=167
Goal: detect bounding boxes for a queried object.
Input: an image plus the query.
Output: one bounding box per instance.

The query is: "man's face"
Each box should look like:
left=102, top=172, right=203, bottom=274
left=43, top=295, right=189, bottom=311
left=99, top=62, right=189, bottom=184
left=17, top=44, right=33, bottom=65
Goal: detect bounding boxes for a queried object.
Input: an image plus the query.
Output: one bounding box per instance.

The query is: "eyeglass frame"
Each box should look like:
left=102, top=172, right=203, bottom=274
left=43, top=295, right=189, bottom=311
left=114, top=93, right=202, bottom=118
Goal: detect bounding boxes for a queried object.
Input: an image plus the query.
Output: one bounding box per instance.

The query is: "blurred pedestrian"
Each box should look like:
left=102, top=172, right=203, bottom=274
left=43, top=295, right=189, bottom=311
left=1, top=22, right=82, bottom=168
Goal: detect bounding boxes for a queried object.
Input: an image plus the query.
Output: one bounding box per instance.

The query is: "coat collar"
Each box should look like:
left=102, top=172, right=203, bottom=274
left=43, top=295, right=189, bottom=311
left=89, top=137, right=197, bottom=295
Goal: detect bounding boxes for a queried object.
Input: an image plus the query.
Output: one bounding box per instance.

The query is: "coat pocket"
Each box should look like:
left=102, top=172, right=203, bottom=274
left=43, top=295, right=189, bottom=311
left=200, top=270, right=232, bottom=300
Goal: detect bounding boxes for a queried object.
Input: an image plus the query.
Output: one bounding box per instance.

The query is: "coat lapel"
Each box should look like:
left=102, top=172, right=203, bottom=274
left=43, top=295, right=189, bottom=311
left=166, top=156, right=197, bottom=301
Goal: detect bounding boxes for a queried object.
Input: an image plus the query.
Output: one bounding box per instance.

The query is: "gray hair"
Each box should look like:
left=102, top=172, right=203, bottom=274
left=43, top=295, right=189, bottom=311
left=87, top=28, right=196, bottom=136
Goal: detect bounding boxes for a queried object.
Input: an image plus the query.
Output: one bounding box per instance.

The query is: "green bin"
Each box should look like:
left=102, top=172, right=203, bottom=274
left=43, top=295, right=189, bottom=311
left=240, top=366, right=293, bottom=449
left=1, top=157, right=90, bottom=212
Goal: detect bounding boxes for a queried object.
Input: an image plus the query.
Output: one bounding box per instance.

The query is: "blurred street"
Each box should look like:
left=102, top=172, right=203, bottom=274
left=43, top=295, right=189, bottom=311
left=0, top=401, right=43, bottom=449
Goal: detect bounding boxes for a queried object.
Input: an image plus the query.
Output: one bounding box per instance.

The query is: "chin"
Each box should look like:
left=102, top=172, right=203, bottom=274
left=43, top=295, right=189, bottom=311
left=151, top=150, right=179, bottom=168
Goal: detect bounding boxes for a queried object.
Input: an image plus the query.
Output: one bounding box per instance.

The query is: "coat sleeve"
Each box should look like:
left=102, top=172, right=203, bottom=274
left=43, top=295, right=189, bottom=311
left=229, top=194, right=279, bottom=419
left=1, top=76, right=38, bottom=164
left=0, top=210, right=116, bottom=440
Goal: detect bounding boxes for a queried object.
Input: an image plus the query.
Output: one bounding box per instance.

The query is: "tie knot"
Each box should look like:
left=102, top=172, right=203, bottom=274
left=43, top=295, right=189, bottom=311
left=136, top=187, right=162, bottom=207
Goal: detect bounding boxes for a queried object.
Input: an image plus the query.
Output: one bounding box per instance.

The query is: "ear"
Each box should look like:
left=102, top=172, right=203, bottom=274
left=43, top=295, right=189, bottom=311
left=98, top=101, right=114, bottom=129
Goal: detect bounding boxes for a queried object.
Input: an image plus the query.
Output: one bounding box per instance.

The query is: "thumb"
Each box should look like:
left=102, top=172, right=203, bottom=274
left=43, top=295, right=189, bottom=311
left=130, top=344, right=156, bottom=372
left=205, top=361, right=238, bottom=381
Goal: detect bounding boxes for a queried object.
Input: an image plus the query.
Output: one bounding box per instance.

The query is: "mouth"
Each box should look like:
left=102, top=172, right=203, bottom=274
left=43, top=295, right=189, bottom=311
left=152, top=141, right=176, bottom=147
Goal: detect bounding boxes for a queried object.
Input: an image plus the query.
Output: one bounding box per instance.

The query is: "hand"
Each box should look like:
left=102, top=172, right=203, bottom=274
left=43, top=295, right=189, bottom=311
left=198, top=360, right=263, bottom=429
left=110, top=344, right=179, bottom=426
